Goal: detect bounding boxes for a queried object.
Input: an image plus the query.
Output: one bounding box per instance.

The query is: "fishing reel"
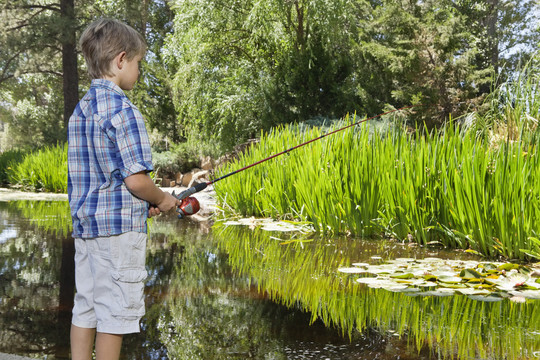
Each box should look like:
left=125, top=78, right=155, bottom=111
left=177, top=196, right=200, bottom=218
left=172, top=183, right=207, bottom=219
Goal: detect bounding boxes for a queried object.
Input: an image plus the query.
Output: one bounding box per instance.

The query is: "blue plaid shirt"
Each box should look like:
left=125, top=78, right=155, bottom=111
left=68, top=79, right=153, bottom=238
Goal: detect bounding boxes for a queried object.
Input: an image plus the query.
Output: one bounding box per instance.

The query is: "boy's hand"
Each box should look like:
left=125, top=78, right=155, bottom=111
left=156, top=192, right=181, bottom=213
left=148, top=205, right=161, bottom=218
left=125, top=173, right=182, bottom=215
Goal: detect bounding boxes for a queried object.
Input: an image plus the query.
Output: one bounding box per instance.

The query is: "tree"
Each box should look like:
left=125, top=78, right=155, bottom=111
left=0, top=0, right=180, bottom=149
left=352, top=0, right=488, bottom=123
left=167, top=0, right=366, bottom=149
left=452, top=0, right=540, bottom=84
left=0, top=0, right=79, bottom=147
left=168, top=0, right=540, bottom=139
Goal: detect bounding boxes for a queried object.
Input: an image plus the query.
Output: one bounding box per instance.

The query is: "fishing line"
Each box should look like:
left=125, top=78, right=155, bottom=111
left=174, top=104, right=423, bottom=217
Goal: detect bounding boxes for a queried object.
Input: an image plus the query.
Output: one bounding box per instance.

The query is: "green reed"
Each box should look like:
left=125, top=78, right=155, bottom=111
left=215, top=224, right=540, bottom=359
left=7, top=143, right=68, bottom=193
left=214, top=119, right=540, bottom=260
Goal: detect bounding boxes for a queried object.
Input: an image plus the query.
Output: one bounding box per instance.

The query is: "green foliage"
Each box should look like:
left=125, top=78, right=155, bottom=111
left=0, top=149, right=24, bottom=184
left=167, top=0, right=371, bottom=150
left=467, top=55, right=540, bottom=144
left=214, top=116, right=540, bottom=260
left=2, top=0, right=540, bottom=151
left=152, top=135, right=223, bottom=178
left=0, top=74, right=65, bottom=150
left=166, top=0, right=540, bottom=147
left=7, top=143, right=68, bottom=193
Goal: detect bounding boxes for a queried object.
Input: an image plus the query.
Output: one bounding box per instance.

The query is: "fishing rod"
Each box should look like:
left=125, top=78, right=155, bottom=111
left=174, top=104, right=422, bottom=218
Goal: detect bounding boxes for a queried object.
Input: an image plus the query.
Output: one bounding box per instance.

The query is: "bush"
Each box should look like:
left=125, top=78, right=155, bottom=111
left=152, top=138, right=223, bottom=179
left=0, top=149, right=25, bottom=185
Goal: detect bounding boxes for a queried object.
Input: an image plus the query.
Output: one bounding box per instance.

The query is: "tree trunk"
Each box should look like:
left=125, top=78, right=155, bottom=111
left=61, top=0, right=79, bottom=130
left=486, top=0, right=499, bottom=74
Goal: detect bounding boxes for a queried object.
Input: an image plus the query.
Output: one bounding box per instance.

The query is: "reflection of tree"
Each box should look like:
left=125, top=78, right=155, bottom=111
left=214, top=224, right=540, bottom=360
left=160, top=246, right=277, bottom=359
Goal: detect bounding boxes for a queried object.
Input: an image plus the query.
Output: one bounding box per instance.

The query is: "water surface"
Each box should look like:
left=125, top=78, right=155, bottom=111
left=0, top=200, right=538, bottom=359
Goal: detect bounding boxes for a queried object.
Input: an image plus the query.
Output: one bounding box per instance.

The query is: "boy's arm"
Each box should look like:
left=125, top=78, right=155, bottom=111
left=124, top=172, right=180, bottom=212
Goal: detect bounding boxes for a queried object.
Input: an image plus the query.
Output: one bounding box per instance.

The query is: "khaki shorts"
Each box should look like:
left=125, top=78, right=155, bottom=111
left=72, top=232, right=147, bottom=334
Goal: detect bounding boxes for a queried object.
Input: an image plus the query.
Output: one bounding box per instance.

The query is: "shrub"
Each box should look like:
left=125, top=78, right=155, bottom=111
left=0, top=149, right=25, bottom=185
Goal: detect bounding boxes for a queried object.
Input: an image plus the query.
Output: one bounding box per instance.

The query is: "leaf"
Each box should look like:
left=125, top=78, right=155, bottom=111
left=460, top=268, right=483, bottom=279
left=498, top=263, right=520, bottom=271
left=509, top=290, right=540, bottom=299
left=338, top=267, right=369, bottom=274
left=438, top=276, right=463, bottom=284
left=456, top=288, right=490, bottom=296
left=390, top=272, right=415, bottom=279
left=352, top=262, right=370, bottom=267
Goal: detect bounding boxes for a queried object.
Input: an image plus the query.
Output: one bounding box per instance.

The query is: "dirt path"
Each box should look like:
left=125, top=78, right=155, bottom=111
left=0, top=353, right=34, bottom=360
left=0, top=188, right=68, bottom=201
left=0, top=186, right=217, bottom=219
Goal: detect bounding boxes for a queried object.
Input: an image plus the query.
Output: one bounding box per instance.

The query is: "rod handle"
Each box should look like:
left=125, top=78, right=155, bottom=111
left=175, top=182, right=208, bottom=200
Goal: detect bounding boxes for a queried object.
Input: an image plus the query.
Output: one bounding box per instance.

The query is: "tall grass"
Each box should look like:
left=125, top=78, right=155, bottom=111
left=214, top=119, right=540, bottom=260
left=7, top=143, right=68, bottom=193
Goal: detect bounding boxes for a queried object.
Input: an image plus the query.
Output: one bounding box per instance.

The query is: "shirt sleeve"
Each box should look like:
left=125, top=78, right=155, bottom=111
left=114, top=104, right=154, bottom=179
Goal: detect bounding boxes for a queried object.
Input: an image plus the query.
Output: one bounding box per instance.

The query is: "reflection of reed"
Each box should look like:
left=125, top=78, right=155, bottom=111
left=13, top=200, right=72, bottom=236
left=215, top=224, right=540, bottom=360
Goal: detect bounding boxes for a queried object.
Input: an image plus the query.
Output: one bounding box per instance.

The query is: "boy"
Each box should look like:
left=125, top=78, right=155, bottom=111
left=67, top=18, right=180, bottom=360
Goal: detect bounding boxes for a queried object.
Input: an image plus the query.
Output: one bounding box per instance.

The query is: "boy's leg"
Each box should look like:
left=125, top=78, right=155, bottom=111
left=71, top=239, right=98, bottom=360
left=70, top=324, right=96, bottom=360
left=95, top=332, right=123, bottom=360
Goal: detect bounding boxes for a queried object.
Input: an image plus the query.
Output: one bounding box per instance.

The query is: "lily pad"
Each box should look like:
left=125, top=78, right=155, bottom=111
left=460, top=268, right=483, bottom=279
left=456, top=288, right=491, bottom=296
left=352, top=262, right=370, bottom=268
left=509, top=290, right=540, bottom=300
left=438, top=276, right=463, bottom=284
left=467, top=295, right=504, bottom=302
left=390, top=272, right=415, bottom=279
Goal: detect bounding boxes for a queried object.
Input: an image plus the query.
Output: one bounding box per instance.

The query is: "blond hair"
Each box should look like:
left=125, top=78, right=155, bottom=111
left=80, top=18, right=147, bottom=79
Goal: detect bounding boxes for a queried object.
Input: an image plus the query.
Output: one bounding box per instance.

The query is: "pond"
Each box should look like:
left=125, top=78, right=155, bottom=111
left=0, top=199, right=539, bottom=359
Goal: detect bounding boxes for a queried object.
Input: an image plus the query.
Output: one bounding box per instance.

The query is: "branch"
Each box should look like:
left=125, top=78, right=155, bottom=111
left=0, top=73, right=15, bottom=85
left=4, top=4, right=60, bottom=12
left=8, top=8, right=50, bottom=32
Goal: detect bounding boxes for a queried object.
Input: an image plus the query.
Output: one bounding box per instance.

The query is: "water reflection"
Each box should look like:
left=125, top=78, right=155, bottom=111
left=215, top=223, right=540, bottom=360
left=0, top=200, right=539, bottom=360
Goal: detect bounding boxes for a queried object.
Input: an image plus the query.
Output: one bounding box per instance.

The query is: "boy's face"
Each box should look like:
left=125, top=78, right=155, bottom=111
left=117, top=54, right=143, bottom=91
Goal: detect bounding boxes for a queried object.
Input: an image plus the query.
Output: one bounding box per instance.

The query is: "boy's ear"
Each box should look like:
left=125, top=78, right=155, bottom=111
left=116, top=51, right=127, bottom=70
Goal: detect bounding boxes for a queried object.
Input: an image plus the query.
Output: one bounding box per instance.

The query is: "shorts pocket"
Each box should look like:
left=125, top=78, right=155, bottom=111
left=110, top=268, right=147, bottom=319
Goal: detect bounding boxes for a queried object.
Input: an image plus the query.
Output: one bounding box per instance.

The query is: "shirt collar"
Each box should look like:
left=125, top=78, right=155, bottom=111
left=90, top=79, right=126, bottom=97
